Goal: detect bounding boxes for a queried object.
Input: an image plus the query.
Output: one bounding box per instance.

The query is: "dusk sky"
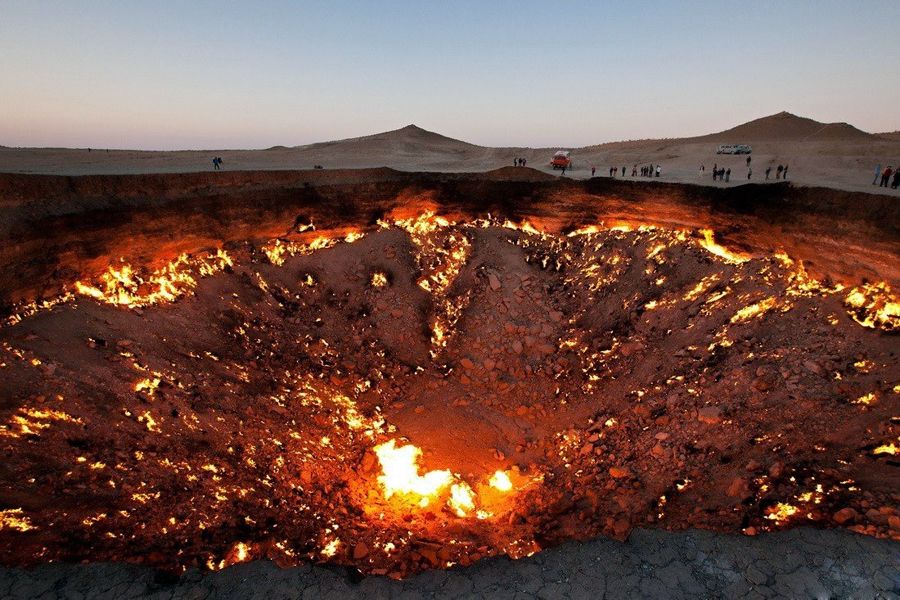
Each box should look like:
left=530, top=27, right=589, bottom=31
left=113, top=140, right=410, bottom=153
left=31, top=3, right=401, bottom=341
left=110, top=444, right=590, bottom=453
left=2, top=0, right=899, bottom=150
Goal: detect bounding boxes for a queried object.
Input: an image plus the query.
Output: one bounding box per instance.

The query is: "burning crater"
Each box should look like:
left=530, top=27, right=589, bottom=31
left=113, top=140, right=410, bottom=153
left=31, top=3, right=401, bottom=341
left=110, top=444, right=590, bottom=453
left=0, top=173, right=898, bottom=578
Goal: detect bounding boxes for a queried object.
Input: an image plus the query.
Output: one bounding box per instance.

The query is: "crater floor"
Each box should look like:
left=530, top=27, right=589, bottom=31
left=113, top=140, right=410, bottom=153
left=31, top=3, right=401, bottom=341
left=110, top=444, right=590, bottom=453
left=0, top=213, right=897, bottom=578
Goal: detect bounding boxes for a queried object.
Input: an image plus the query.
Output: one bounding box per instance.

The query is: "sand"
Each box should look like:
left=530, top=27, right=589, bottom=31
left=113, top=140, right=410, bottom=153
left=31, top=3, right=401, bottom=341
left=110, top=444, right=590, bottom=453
left=2, top=112, right=900, bottom=195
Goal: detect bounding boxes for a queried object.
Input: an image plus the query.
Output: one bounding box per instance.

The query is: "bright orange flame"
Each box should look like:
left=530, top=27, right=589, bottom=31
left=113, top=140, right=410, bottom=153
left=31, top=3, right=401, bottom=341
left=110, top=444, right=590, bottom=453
left=373, top=440, right=453, bottom=506
left=489, top=470, right=513, bottom=492
left=698, top=229, right=749, bottom=264
left=448, top=483, right=476, bottom=517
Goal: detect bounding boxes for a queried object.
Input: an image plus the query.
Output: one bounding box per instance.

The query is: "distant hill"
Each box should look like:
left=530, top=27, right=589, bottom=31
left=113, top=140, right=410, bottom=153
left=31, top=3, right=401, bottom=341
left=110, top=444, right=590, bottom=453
left=876, top=131, right=900, bottom=141
left=693, top=111, right=874, bottom=143
left=298, top=124, right=482, bottom=155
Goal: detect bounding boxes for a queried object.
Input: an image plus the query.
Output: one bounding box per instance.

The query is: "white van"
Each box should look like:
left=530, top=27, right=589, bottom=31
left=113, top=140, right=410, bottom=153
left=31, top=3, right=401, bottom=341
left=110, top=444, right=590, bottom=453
left=716, top=144, right=752, bottom=155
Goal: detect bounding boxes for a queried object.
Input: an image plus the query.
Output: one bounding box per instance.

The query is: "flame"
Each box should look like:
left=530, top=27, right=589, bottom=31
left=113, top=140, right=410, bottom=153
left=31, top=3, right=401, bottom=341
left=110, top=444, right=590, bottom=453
left=873, top=442, right=897, bottom=456
left=74, top=250, right=232, bottom=308
left=373, top=440, right=453, bottom=505
left=489, top=470, right=513, bottom=492
left=698, top=229, right=749, bottom=264
left=371, top=272, right=388, bottom=287
left=844, top=282, right=899, bottom=331
left=448, top=483, right=476, bottom=517
left=321, top=538, right=341, bottom=557
left=730, top=297, right=778, bottom=323
left=765, top=502, right=798, bottom=523
left=0, top=508, right=35, bottom=532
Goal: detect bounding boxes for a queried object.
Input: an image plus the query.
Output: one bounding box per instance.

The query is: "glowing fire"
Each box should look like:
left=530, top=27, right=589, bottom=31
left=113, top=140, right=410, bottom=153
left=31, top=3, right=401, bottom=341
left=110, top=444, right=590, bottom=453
left=698, top=229, right=749, bottom=264
left=489, top=470, right=513, bottom=491
left=373, top=440, right=453, bottom=507
left=74, top=250, right=232, bottom=308
left=844, top=282, right=899, bottom=331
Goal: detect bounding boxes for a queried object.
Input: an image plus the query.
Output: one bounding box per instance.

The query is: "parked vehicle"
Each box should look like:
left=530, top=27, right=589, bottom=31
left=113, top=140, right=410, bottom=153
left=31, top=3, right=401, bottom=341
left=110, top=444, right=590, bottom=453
left=550, top=150, right=572, bottom=170
left=716, top=144, right=752, bottom=155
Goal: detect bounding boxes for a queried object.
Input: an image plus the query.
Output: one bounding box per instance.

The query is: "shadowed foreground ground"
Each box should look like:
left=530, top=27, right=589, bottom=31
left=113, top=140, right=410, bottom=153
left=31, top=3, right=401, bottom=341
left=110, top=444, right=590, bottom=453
left=1, top=528, right=898, bottom=599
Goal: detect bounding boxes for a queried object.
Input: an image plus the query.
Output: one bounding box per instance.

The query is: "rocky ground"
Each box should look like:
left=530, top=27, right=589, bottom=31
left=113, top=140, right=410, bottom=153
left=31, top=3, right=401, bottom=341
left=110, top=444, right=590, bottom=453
left=1, top=528, right=897, bottom=599
left=1, top=215, right=896, bottom=581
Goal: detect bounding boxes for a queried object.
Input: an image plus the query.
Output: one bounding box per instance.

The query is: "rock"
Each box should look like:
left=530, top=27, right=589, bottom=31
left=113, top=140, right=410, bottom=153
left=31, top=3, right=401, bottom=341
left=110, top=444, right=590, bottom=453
left=460, top=358, right=475, bottom=370
left=512, top=340, right=523, bottom=354
left=698, top=406, right=722, bottom=424
left=888, top=515, right=900, bottom=531
left=654, top=432, right=670, bottom=441
left=833, top=507, right=858, bottom=524
left=726, top=477, right=751, bottom=499
left=488, top=273, right=501, bottom=291
left=609, top=466, right=630, bottom=479
left=752, top=377, right=770, bottom=391
left=803, top=360, right=824, bottom=376
left=768, top=461, right=785, bottom=478
left=353, top=542, right=369, bottom=559
left=651, top=444, right=667, bottom=458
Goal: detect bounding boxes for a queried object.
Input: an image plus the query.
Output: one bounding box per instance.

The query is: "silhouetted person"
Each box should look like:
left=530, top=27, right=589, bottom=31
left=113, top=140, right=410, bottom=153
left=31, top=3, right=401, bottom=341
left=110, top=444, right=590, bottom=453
left=632, top=165, right=637, bottom=176
left=746, top=156, right=751, bottom=166
left=873, top=164, right=882, bottom=185
left=591, top=166, right=596, bottom=177
left=213, top=157, right=220, bottom=170
left=776, top=165, right=783, bottom=179
left=561, top=165, right=567, bottom=176
left=765, top=166, right=771, bottom=180
left=748, top=168, right=752, bottom=180
left=881, top=166, right=893, bottom=187
left=655, top=165, right=661, bottom=177
left=622, top=166, right=626, bottom=177
left=783, top=164, right=788, bottom=179
left=892, top=169, right=900, bottom=189
left=725, top=168, right=731, bottom=182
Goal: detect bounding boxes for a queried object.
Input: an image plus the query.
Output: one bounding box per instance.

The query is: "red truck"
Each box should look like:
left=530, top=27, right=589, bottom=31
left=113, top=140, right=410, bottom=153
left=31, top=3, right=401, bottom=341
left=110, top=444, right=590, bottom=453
left=550, top=150, right=572, bottom=170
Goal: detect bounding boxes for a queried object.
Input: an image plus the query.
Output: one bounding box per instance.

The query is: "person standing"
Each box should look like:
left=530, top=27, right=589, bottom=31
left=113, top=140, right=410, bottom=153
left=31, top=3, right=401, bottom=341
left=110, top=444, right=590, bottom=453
left=765, top=166, right=771, bottom=180
left=746, top=156, right=751, bottom=167
left=655, top=165, right=661, bottom=177
left=783, top=164, right=788, bottom=179
left=523, top=158, right=527, bottom=167
left=591, top=166, right=596, bottom=177
left=748, top=167, right=752, bottom=180
left=892, top=169, right=900, bottom=189
left=212, top=157, right=219, bottom=170
left=561, top=164, right=567, bottom=176
left=725, top=168, right=731, bottom=182
left=622, top=165, right=626, bottom=177
left=632, top=165, right=637, bottom=176
left=873, top=164, right=882, bottom=185
left=881, top=165, right=893, bottom=187
left=776, top=165, right=783, bottom=179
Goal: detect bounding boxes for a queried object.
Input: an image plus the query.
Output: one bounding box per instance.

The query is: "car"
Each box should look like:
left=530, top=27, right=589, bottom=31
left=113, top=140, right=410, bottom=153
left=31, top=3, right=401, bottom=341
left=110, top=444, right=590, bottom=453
left=716, top=144, right=752, bottom=155
left=550, top=150, right=572, bottom=170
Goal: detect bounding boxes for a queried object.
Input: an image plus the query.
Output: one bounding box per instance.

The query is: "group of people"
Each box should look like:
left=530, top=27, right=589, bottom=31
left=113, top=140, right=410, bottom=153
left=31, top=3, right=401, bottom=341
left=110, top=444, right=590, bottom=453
left=211, top=156, right=224, bottom=170
left=874, top=165, right=899, bottom=189
left=513, top=157, right=528, bottom=167
left=702, top=161, right=789, bottom=183
left=590, top=164, right=661, bottom=178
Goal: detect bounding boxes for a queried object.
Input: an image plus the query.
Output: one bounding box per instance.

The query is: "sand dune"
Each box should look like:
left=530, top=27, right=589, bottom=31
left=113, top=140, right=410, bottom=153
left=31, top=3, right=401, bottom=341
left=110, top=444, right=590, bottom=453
left=1, top=112, right=899, bottom=195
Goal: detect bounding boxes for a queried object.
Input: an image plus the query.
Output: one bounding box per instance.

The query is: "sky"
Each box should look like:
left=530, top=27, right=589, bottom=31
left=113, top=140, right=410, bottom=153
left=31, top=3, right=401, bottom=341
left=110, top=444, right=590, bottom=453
left=2, top=0, right=899, bottom=150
